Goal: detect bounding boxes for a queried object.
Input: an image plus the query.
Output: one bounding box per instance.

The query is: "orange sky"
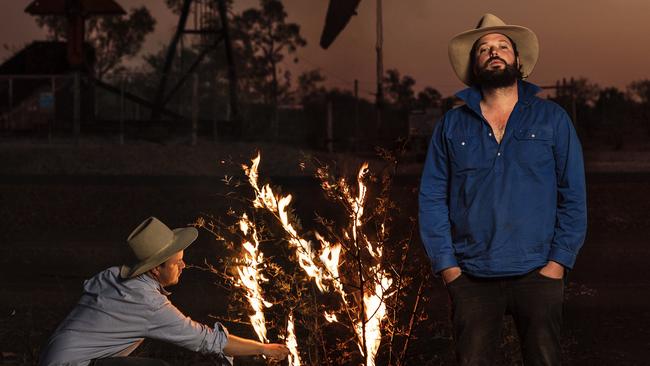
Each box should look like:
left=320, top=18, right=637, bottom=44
left=2, top=0, right=650, bottom=97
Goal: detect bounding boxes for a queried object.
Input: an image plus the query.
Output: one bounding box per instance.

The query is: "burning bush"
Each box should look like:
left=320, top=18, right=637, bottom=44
left=195, top=148, right=430, bottom=366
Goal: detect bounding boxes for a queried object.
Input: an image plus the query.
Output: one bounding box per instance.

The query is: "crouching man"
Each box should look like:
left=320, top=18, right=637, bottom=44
left=39, top=217, right=289, bottom=366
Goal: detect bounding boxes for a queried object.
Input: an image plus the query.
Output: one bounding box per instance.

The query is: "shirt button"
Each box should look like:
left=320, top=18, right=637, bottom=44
left=461, top=141, right=466, bottom=146
left=488, top=132, right=493, bottom=136
left=531, top=134, right=536, bottom=138
left=497, top=152, right=502, bottom=156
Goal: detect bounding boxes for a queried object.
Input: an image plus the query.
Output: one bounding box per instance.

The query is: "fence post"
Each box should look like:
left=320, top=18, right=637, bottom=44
left=191, top=73, right=198, bottom=146
left=354, top=79, right=360, bottom=149
left=120, top=76, right=125, bottom=145
left=8, top=78, right=13, bottom=130
left=213, top=83, right=220, bottom=142
left=73, top=72, right=81, bottom=145
left=327, top=99, right=334, bottom=153
left=50, top=76, right=56, bottom=144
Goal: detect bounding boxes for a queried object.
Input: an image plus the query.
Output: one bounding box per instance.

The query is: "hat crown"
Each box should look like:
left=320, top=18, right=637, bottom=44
left=475, top=13, right=507, bottom=29
left=126, top=217, right=173, bottom=261
left=448, top=13, right=539, bottom=85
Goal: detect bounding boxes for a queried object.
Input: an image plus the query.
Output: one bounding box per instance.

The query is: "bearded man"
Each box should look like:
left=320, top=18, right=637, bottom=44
left=418, top=14, right=587, bottom=365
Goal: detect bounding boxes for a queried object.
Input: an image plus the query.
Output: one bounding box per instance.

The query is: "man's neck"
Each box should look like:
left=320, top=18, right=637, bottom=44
left=480, top=82, right=519, bottom=111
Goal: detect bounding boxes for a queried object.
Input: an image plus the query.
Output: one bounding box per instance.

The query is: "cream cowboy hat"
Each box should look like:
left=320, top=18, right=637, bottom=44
left=120, top=217, right=198, bottom=279
left=448, top=13, right=539, bottom=86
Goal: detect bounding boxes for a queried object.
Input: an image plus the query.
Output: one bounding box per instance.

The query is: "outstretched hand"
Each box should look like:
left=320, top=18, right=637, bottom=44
left=262, top=343, right=290, bottom=361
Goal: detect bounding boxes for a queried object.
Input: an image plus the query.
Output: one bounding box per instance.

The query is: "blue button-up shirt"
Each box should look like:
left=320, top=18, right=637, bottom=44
left=39, top=267, right=229, bottom=366
left=419, top=81, right=587, bottom=277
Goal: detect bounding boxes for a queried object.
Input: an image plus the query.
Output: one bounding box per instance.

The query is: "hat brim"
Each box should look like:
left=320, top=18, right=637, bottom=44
left=120, top=227, right=198, bottom=279
left=448, top=25, right=539, bottom=86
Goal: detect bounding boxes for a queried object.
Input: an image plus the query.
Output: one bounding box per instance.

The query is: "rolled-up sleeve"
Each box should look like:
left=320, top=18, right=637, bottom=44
left=146, top=298, right=229, bottom=355
left=419, top=117, right=457, bottom=274
left=550, top=110, right=587, bottom=269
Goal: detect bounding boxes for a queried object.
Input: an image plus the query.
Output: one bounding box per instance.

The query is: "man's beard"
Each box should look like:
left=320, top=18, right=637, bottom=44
left=474, top=58, right=522, bottom=89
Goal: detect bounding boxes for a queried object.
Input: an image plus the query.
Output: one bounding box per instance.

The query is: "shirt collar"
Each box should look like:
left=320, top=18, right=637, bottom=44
left=455, top=80, right=542, bottom=115
left=140, top=273, right=172, bottom=296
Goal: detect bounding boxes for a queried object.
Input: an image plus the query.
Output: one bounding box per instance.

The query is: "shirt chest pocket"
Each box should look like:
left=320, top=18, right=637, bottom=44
left=512, top=128, right=553, bottom=165
left=449, top=135, right=481, bottom=173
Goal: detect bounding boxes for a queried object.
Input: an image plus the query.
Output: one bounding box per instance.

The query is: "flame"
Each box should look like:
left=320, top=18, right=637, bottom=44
left=286, top=312, right=301, bottom=366
left=316, top=232, right=345, bottom=298
left=235, top=213, right=271, bottom=343
left=323, top=311, right=339, bottom=323
left=357, top=273, right=392, bottom=366
left=242, top=153, right=393, bottom=366
left=243, top=153, right=341, bottom=294
left=343, top=162, right=393, bottom=366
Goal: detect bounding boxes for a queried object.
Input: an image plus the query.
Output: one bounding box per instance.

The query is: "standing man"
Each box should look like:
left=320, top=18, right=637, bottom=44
left=40, top=217, right=289, bottom=366
left=419, top=13, right=587, bottom=365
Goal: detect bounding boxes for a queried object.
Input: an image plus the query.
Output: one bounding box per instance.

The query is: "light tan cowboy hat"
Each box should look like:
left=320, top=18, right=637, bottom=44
left=448, top=13, right=539, bottom=86
left=120, top=217, right=198, bottom=279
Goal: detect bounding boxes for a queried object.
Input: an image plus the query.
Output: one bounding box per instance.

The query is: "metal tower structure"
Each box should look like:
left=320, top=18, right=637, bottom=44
left=151, top=0, right=240, bottom=132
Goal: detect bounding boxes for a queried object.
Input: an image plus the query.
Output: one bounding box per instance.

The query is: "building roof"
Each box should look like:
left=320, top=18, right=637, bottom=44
left=25, top=0, right=126, bottom=16
left=0, top=41, right=95, bottom=75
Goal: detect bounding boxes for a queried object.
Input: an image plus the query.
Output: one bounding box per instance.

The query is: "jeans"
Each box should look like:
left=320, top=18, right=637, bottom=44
left=446, top=269, right=564, bottom=366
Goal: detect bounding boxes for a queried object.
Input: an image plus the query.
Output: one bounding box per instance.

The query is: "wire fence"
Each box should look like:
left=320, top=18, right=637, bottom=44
left=0, top=72, right=413, bottom=152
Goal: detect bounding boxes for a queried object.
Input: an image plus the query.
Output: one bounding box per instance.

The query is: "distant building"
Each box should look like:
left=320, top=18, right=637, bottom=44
left=0, top=41, right=96, bottom=132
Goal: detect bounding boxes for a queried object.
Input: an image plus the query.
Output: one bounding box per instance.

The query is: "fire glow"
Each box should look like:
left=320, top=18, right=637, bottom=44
left=235, top=213, right=271, bottom=343
left=286, top=312, right=300, bottom=366
left=236, top=153, right=394, bottom=366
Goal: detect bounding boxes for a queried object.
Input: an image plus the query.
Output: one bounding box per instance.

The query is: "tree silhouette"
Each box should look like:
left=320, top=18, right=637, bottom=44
left=35, top=7, right=155, bottom=81
left=233, top=0, right=307, bottom=106
left=596, top=87, right=628, bottom=149
left=628, top=79, right=650, bottom=104
left=383, top=69, right=416, bottom=111
left=416, top=86, right=442, bottom=110
left=297, top=69, right=327, bottom=105
left=628, top=79, right=650, bottom=136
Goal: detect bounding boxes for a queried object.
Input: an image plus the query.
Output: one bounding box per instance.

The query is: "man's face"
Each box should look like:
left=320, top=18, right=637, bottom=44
left=152, top=250, right=186, bottom=287
left=472, top=33, right=521, bottom=88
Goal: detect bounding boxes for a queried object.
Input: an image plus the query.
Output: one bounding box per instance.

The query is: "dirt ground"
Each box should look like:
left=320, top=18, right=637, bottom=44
left=1, top=139, right=649, bottom=365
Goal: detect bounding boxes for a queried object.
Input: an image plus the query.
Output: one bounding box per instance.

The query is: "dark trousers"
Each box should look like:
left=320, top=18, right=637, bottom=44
left=446, top=269, right=564, bottom=366
left=90, top=357, right=171, bottom=366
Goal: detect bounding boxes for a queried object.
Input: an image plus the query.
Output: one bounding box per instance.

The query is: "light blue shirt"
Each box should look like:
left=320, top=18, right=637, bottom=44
left=39, top=267, right=229, bottom=366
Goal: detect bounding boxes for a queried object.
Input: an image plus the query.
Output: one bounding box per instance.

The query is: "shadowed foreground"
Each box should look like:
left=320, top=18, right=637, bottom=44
left=1, top=142, right=649, bottom=365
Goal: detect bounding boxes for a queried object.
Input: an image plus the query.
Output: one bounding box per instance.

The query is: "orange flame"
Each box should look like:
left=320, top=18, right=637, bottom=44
left=286, top=312, right=301, bottom=366
left=242, top=153, right=393, bottom=366
left=243, top=154, right=341, bottom=294
left=235, top=213, right=271, bottom=343
left=358, top=273, right=392, bottom=366
left=342, top=162, right=393, bottom=366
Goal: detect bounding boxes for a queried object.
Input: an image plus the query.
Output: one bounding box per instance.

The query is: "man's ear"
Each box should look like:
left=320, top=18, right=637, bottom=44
left=149, top=266, right=160, bottom=278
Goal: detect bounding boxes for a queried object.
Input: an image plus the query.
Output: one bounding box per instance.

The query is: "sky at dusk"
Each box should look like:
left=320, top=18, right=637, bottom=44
left=2, top=0, right=650, bottom=98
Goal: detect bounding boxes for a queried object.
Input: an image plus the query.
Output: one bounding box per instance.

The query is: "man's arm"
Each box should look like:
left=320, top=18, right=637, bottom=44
left=547, top=109, right=587, bottom=274
left=223, top=335, right=289, bottom=361
left=419, top=117, right=459, bottom=281
left=146, top=297, right=288, bottom=360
